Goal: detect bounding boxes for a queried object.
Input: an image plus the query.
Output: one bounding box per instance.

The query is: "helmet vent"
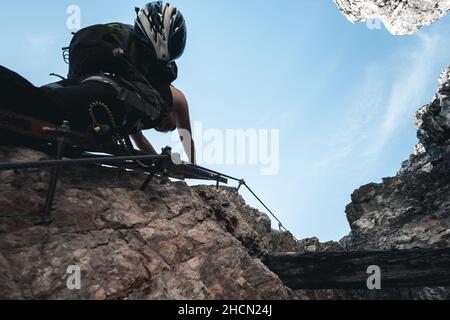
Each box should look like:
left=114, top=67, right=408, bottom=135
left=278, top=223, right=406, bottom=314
left=135, top=1, right=187, bottom=62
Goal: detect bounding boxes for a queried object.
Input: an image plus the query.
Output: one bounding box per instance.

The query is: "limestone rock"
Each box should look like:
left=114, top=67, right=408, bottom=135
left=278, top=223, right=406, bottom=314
left=0, top=147, right=296, bottom=300
left=334, top=0, right=450, bottom=35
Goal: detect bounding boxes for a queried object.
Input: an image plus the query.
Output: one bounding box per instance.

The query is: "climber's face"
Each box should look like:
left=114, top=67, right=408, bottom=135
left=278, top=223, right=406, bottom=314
left=156, top=112, right=177, bottom=133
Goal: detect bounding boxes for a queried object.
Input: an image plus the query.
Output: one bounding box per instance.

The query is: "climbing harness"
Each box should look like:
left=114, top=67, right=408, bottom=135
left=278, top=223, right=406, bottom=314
left=87, top=100, right=152, bottom=169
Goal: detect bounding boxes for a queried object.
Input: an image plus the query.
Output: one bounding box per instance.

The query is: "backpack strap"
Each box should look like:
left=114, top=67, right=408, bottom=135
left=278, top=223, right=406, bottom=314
left=81, top=73, right=162, bottom=130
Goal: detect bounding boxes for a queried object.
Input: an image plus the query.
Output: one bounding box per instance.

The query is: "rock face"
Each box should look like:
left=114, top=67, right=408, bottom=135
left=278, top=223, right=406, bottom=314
left=327, top=0, right=450, bottom=300
left=2, top=67, right=450, bottom=299
left=2, top=67, right=450, bottom=300
left=0, top=147, right=297, bottom=300
left=401, top=68, right=450, bottom=175
left=2, top=1, right=450, bottom=300
left=334, top=0, right=450, bottom=35
left=346, top=67, right=450, bottom=251
left=339, top=67, right=450, bottom=299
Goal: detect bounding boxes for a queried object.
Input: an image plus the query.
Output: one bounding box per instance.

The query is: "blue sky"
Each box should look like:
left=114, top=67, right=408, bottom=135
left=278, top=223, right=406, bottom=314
left=1, top=1, right=450, bottom=241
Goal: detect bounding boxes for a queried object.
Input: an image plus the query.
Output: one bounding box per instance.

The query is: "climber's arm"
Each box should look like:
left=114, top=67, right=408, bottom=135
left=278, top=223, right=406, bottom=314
left=130, top=132, right=158, bottom=155
left=171, top=86, right=196, bottom=164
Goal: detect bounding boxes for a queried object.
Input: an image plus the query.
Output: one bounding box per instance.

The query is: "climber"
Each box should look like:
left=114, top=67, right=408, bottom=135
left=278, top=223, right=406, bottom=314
left=0, top=1, right=196, bottom=164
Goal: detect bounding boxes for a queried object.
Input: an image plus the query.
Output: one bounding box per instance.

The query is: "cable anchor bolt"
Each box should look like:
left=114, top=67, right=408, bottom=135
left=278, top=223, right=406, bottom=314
left=237, top=180, right=246, bottom=191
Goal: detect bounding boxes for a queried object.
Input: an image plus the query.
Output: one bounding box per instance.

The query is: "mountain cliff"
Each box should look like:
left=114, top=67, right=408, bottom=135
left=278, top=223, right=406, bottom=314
left=2, top=64, right=449, bottom=299
left=344, top=67, right=450, bottom=252
left=0, top=148, right=299, bottom=299
left=328, top=67, right=450, bottom=300
left=1, top=0, right=450, bottom=300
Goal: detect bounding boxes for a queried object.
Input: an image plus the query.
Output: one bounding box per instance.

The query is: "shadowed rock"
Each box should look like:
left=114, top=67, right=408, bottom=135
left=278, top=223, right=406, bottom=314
left=0, top=147, right=298, bottom=300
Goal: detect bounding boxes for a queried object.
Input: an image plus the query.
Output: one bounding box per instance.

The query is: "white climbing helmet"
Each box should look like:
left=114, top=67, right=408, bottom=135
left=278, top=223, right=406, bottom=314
left=135, top=1, right=187, bottom=62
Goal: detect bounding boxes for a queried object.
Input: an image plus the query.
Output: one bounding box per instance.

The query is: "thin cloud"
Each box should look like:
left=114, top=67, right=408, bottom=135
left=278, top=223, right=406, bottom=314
left=314, top=144, right=353, bottom=170
left=315, top=31, right=444, bottom=173
left=27, top=35, right=55, bottom=53
left=311, top=64, right=386, bottom=172
left=368, top=33, right=440, bottom=156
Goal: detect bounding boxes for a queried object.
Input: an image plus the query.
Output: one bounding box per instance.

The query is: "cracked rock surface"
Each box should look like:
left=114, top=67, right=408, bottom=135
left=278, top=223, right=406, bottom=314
left=347, top=67, right=450, bottom=252
left=334, top=0, right=450, bottom=35
left=0, top=147, right=297, bottom=300
left=335, top=67, right=450, bottom=299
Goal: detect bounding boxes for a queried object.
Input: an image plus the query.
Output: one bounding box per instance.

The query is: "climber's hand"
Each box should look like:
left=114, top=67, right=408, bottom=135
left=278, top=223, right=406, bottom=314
left=130, top=132, right=157, bottom=155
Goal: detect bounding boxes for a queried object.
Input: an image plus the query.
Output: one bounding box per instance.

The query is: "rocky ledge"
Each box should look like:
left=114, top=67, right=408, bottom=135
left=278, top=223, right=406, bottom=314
left=345, top=67, right=450, bottom=251
left=0, top=147, right=299, bottom=300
